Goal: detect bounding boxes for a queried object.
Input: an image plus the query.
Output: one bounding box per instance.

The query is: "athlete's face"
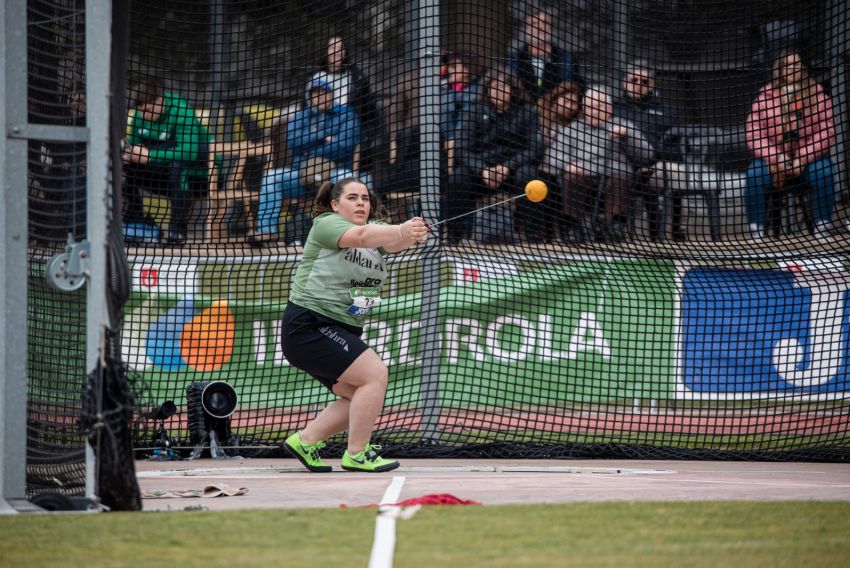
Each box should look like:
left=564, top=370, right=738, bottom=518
left=332, top=182, right=371, bottom=225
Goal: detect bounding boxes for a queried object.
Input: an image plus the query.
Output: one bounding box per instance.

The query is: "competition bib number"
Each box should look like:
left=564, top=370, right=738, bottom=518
left=347, top=287, right=382, bottom=316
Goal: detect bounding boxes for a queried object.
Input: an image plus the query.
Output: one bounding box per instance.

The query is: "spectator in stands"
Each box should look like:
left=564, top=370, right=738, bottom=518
left=123, top=80, right=211, bottom=246
left=613, top=59, right=681, bottom=240
left=440, top=54, right=485, bottom=143
left=541, top=85, right=656, bottom=242
left=380, top=64, right=422, bottom=196
left=446, top=68, right=543, bottom=244
left=380, top=54, right=483, bottom=197
left=254, top=79, right=362, bottom=243
left=39, top=91, right=88, bottom=238
left=533, top=80, right=583, bottom=242
left=537, top=82, right=584, bottom=144
left=744, top=49, right=837, bottom=240
left=311, top=35, right=382, bottom=173
left=509, top=8, right=579, bottom=101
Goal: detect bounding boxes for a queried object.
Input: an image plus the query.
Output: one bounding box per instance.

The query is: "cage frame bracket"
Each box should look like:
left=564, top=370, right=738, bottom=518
left=45, top=236, right=91, bottom=292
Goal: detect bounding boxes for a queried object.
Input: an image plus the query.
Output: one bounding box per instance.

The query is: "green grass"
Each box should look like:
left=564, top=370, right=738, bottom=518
left=1, top=502, right=849, bottom=567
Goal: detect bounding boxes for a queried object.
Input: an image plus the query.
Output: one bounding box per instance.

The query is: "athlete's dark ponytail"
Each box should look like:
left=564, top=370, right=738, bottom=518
left=313, top=181, right=338, bottom=216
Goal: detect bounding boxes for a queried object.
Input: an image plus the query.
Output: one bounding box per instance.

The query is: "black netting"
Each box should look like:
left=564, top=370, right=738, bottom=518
left=24, top=0, right=845, bottom=469
left=26, top=0, right=89, bottom=499
left=25, top=0, right=141, bottom=508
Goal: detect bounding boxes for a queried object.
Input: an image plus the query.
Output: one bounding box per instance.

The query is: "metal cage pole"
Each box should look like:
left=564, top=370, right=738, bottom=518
left=612, top=0, right=629, bottom=80
left=0, top=0, right=31, bottom=515
left=828, top=0, right=849, bottom=216
left=415, top=0, right=443, bottom=442
left=84, top=0, right=114, bottom=506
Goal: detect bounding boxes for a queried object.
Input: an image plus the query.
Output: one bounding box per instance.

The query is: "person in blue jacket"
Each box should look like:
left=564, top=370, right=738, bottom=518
left=255, top=78, right=363, bottom=241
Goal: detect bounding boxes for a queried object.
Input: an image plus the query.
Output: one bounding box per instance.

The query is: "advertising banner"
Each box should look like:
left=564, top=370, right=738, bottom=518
left=121, top=258, right=677, bottom=408
left=680, top=266, right=850, bottom=399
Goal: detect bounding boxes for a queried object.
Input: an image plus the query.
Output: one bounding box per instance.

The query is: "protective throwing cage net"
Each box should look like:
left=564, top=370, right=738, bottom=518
left=25, top=0, right=850, bottom=489
left=26, top=0, right=90, bottom=498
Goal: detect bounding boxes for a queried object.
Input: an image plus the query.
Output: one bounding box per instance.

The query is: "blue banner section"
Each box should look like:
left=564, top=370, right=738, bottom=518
left=682, top=268, right=850, bottom=394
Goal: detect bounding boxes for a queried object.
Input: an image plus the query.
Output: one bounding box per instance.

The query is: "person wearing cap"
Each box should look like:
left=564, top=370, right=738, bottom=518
left=255, top=78, right=362, bottom=243
left=123, top=80, right=211, bottom=246
left=613, top=59, right=681, bottom=240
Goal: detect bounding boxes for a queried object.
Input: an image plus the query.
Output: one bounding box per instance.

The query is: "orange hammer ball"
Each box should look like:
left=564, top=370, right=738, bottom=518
left=524, top=179, right=548, bottom=202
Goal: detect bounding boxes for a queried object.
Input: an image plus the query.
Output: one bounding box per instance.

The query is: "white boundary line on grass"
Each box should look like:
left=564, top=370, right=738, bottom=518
left=368, top=476, right=406, bottom=568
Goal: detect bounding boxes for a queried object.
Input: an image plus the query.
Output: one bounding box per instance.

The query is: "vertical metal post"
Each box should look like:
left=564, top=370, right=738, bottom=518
left=210, top=0, right=227, bottom=142
left=612, top=0, right=629, bottom=81
left=415, top=0, right=443, bottom=441
left=0, top=0, right=31, bottom=514
left=828, top=0, right=849, bottom=214
left=84, top=0, right=113, bottom=505
left=613, top=0, right=660, bottom=413
left=417, top=0, right=442, bottom=227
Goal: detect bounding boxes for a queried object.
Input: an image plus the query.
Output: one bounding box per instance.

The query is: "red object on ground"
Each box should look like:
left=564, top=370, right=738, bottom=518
left=341, top=493, right=481, bottom=509
left=394, top=493, right=480, bottom=506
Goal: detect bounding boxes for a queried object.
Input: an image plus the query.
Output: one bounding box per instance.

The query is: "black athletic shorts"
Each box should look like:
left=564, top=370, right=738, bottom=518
left=280, top=302, right=369, bottom=392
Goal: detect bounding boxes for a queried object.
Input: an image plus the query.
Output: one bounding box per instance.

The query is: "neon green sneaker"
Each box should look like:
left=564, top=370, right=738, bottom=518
left=282, top=432, right=332, bottom=472
left=341, top=444, right=400, bottom=472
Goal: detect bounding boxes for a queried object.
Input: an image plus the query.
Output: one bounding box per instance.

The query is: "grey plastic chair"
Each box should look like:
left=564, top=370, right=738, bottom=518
left=657, top=125, right=750, bottom=241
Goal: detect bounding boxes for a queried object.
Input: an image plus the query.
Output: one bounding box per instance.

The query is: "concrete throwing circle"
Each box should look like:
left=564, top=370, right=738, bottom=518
left=137, top=465, right=677, bottom=479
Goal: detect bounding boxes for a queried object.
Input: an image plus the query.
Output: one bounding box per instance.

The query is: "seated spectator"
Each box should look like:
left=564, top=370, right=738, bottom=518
left=311, top=35, right=382, bottom=173
left=380, top=64, right=422, bottom=196
left=613, top=59, right=680, bottom=240
left=254, top=79, right=362, bottom=243
left=380, top=54, right=482, bottom=197
left=541, top=86, right=656, bottom=242
left=744, top=49, right=837, bottom=240
left=38, top=91, right=87, bottom=239
left=206, top=112, right=272, bottom=240
left=446, top=69, right=543, bottom=244
left=614, top=60, right=677, bottom=158
left=533, top=81, right=584, bottom=242
left=440, top=54, right=485, bottom=144
left=509, top=7, right=580, bottom=101
left=123, top=81, right=211, bottom=246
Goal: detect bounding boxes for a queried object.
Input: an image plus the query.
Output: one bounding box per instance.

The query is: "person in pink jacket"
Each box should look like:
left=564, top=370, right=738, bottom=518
left=744, top=49, right=836, bottom=239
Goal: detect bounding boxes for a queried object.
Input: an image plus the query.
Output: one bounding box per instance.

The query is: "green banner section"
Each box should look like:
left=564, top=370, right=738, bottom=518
left=27, top=275, right=88, bottom=405
left=367, top=260, right=676, bottom=405
left=121, top=258, right=676, bottom=413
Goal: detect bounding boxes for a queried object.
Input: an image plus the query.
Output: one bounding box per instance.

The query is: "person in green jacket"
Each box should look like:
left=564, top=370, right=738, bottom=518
left=123, top=80, right=210, bottom=245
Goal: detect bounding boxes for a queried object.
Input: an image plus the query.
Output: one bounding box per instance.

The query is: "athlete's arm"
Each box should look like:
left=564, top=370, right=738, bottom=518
left=338, top=218, right=429, bottom=251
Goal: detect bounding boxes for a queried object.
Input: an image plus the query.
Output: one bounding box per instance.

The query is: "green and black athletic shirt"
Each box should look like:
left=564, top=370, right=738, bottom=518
left=288, top=212, right=388, bottom=328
